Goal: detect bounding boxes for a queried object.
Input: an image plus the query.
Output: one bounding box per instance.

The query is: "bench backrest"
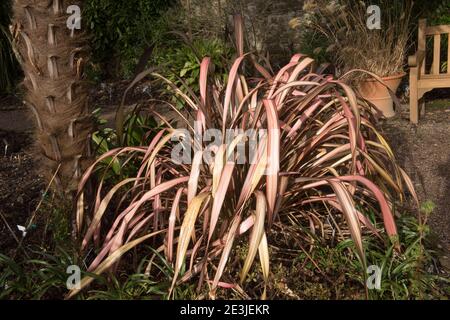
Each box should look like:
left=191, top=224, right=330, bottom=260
left=418, top=19, right=450, bottom=76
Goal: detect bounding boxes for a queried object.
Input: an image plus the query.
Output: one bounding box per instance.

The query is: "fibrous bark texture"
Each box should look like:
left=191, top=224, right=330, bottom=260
left=11, top=0, right=94, bottom=195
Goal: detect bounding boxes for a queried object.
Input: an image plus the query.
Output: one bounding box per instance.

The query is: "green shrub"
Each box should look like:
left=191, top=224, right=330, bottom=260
left=152, top=38, right=234, bottom=107
left=350, top=214, right=447, bottom=300
left=415, top=0, right=450, bottom=25
left=0, top=247, right=79, bottom=299
left=0, top=0, right=18, bottom=94
left=91, top=107, right=161, bottom=182
left=84, top=0, right=175, bottom=79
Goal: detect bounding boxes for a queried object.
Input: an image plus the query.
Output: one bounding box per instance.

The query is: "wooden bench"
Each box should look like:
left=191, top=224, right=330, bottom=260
left=408, top=19, right=450, bottom=123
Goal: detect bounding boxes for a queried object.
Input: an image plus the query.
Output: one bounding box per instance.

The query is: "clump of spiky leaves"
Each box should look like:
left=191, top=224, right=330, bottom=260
left=69, top=53, right=417, bottom=299
left=0, top=247, right=79, bottom=299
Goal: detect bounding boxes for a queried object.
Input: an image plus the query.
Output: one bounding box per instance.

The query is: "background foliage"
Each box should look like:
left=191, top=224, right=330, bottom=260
left=152, top=38, right=233, bottom=106
left=414, top=0, right=450, bottom=25
left=0, top=0, right=18, bottom=94
left=84, top=0, right=175, bottom=79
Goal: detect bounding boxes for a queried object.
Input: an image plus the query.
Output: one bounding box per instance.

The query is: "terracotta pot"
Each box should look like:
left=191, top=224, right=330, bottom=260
left=358, top=73, right=405, bottom=118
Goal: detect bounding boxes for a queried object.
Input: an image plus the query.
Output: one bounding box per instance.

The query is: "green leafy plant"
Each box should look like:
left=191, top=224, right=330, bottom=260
left=86, top=247, right=196, bottom=300
left=84, top=0, right=175, bottom=79
left=358, top=213, right=447, bottom=300
left=152, top=38, right=233, bottom=107
left=428, top=0, right=450, bottom=25
left=0, top=247, right=79, bottom=299
left=0, top=0, right=18, bottom=94
left=92, top=107, right=161, bottom=182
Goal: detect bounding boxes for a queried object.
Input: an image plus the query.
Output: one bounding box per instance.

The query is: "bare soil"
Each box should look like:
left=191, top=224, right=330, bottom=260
left=380, top=98, right=450, bottom=268
left=0, top=129, right=44, bottom=254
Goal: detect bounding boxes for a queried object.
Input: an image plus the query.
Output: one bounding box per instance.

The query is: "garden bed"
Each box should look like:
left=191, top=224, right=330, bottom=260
left=0, top=88, right=448, bottom=299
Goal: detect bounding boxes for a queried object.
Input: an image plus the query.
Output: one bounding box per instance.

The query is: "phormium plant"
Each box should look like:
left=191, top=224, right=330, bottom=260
left=69, top=50, right=418, bottom=299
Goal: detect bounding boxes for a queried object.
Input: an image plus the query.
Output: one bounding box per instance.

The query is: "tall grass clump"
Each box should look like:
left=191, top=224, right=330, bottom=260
left=69, top=46, right=418, bottom=298
left=291, top=0, right=413, bottom=80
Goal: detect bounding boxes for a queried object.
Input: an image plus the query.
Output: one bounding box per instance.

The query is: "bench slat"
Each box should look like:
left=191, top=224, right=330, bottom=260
left=421, top=73, right=450, bottom=79
left=419, top=19, right=426, bottom=75
left=432, top=34, right=441, bottom=75
left=448, top=35, right=450, bottom=74
left=426, top=25, right=450, bottom=35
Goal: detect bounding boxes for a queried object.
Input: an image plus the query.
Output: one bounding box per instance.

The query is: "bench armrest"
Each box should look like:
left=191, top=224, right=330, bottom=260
left=408, top=50, right=425, bottom=68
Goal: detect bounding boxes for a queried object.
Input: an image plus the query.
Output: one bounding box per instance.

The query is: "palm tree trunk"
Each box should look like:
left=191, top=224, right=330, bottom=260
left=11, top=0, right=94, bottom=196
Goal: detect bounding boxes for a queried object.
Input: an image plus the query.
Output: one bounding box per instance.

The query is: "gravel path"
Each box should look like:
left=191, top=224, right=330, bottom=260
left=381, top=101, right=450, bottom=268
